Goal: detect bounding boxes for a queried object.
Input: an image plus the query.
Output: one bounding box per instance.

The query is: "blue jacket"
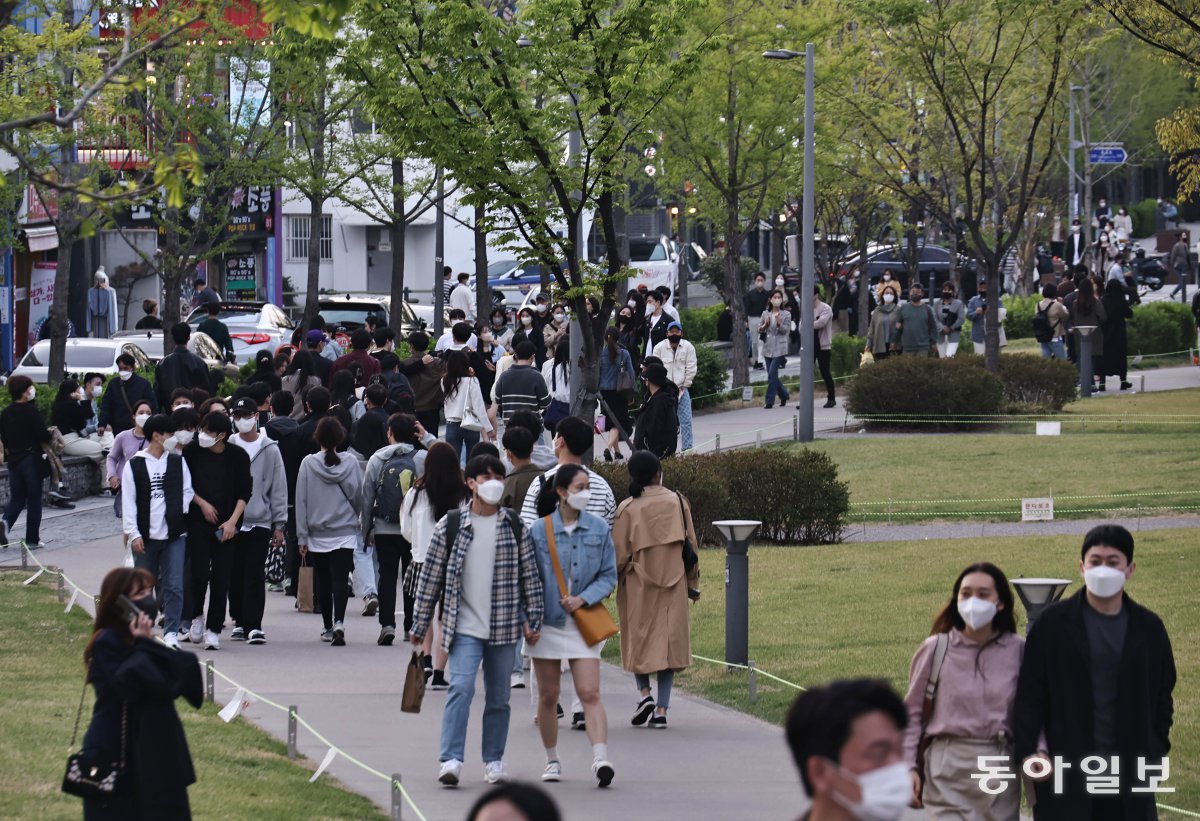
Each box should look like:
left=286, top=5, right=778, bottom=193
left=529, top=509, right=617, bottom=629
left=599, top=344, right=634, bottom=391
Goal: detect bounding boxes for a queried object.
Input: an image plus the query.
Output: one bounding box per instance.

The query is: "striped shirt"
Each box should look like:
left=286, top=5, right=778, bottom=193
left=494, top=364, right=550, bottom=424
left=519, top=464, right=617, bottom=527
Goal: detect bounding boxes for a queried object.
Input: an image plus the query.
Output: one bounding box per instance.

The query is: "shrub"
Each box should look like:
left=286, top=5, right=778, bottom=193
left=1129, top=198, right=1158, bottom=239
left=1001, top=293, right=1041, bottom=340
left=997, top=354, right=1077, bottom=413
left=699, top=253, right=761, bottom=302
left=690, top=342, right=731, bottom=408
left=594, top=447, right=849, bottom=545
left=1127, top=302, right=1193, bottom=355
left=679, top=305, right=722, bottom=344
left=846, top=355, right=1005, bottom=429
left=830, top=333, right=866, bottom=378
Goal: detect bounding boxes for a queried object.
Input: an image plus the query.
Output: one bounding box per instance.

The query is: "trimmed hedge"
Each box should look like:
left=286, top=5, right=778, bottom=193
left=847, top=355, right=1005, bottom=429
left=830, top=334, right=866, bottom=378
left=593, top=447, right=849, bottom=545
left=1127, top=302, right=1193, bottom=355
left=997, top=355, right=1077, bottom=413
left=1001, top=293, right=1040, bottom=340
left=1130, top=198, right=1158, bottom=239
left=679, top=305, right=722, bottom=344
left=690, top=343, right=731, bottom=407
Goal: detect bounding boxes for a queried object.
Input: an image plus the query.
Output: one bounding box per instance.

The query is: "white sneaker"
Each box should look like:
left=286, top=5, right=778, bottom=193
left=163, top=632, right=180, bottom=650
left=203, top=630, right=220, bottom=650
left=438, top=759, right=462, bottom=787
left=593, top=759, right=615, bottom=788
left=483, top=761, right=508, bottom=784
left=189, top=620, right=204, bottom=645
left=541, top=760, right=561, bottom=782
left=510, top=672, right=525, bottom=689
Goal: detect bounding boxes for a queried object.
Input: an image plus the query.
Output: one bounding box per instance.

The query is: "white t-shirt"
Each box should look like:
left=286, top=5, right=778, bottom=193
left=457, top=512, right=498, bottom=640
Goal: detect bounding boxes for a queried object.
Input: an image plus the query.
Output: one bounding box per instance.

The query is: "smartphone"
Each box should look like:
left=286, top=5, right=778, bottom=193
left=215, top=528, right=226, bottom=542
left=116, top=594, right=141, bottom=624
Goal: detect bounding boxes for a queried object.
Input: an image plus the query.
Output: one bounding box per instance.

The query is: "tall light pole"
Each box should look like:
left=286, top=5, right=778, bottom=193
left=1068, top=85, right=1084, bottom=226
left=764, top=44, right=816, bottom=442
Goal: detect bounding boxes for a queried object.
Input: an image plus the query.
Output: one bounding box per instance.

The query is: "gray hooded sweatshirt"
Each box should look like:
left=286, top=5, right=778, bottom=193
left=296, top=450, right=363, bottom=547
left=361, top=438, right=433, bottom=541
left=232, top=434, right=289, bottom=532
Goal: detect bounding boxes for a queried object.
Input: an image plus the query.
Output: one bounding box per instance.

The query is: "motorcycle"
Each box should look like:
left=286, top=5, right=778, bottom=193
left=1129, top=249, right=1166, bottom=294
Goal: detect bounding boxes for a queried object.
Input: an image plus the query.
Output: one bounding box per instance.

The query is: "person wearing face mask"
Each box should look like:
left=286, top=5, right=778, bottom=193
left=0, top=375, right=53, bottom=548
left=77, top=567, right=203, bottom=820
left=494, top=340, right=551, bottom=429
left=652, top=321, right=697, bottom=450
left=517, top=307, right=547, bottom=366
left=1094, top=197, right=1111, bottom=226
left=409, top=455, right=545, bottom=788
left=53, top=379, right=109, bottom=481
left=875, top=268, right=901, bottom=305
left=1014, top=525, right=1175, bottom=821
left=812, top=285, right=837, bottom=408
left=1065, top=219, right=1086, bottom=269
left=543, top=304, right=570, bottom=361
left=614, top=308, right=643, bottom=372
left=892, top=284, right=937, bottom=356
left=154, top=322, right=212, bottom=410
left=226, top=398, right=288, bottom=646
left=902, top=563, right=1023, bottom=819
left=1111, top=207, right=1132, bottom=243
left=107, top=399, right=154, bottom=550
left=642, top=291, right=672, bottom=357
left=182, top=412, right=252, bottom=650
left=786, top=678, right=910, bottom=821
left=526, top=464, right=618, bottom=787
left=931, top=282, right=965, bottom=358
left=169, top=407, right=199, bottom=456
left=98, top=353, right=157, bottom=436
left=489, top=307, right=514, bottom=350
left=867, top=287, right=900, bottom=361
left=759, top=289, right=793, bottom=409
left=121, top=414, right=195, bottom=649
left=599, top=326, right=636, bottom=461
left=743, top=272, right=771, bottom=370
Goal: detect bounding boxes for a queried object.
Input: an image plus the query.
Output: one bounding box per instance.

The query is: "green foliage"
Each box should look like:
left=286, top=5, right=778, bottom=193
left=593, top=448, right=849, bottom=545
left=996, top=354, right=1078, bottom=412
left=1128, top=301, right=1195, bottom=355
left=699, top=253, right=760, bottom=302
left=1002, top=294, right=1042, bottom=340
left=830, top=334, right=867, bottom=378
left=679, top=305, right=722, bottom=344
left=847, top=355, right=1006, bottom=429
left=1130, top=198, right=1160, bottom=239
left=691, top=344, right=731, bottom=407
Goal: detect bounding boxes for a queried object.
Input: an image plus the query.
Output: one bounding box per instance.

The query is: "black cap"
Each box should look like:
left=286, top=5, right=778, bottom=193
left=643, top=363, right=669, bottom=387
left=230, top=397, right=258, bottom=417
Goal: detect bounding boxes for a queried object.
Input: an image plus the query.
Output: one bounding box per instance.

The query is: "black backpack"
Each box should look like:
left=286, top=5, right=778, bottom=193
left=1032, top=300, right=1055, bottom=343
left=373, top=448, right=418, bottom=523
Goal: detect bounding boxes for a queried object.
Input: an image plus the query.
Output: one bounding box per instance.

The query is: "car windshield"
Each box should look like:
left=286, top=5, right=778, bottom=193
left=319, top=308, right=384, bottom=327
left=488, top=260, right=517, bottom=278
left=629, top=239, right=667, bottom=262
left=21, top=343, right=117, bottom=368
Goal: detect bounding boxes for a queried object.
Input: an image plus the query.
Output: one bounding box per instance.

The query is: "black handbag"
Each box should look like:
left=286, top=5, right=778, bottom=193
left=675, top=492, right=698, bottom=573
left=62, top=667, right=126, bottom=800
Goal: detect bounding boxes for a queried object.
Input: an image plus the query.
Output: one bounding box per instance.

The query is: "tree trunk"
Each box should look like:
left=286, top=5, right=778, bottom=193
left=300, top=85, right=328, bottom=332
left=983, top=259, right=1002, bottom=373
left=388, top=158, right=407, bottom=337
left=725, top=216, right=749, bottom=389
left=160, top=210, right=183, bottom=332
left=47, top=225, right=76, bottom=386
left=855, top=225, right=871, bottom=337
left=474, top=202, right=490, bottom=325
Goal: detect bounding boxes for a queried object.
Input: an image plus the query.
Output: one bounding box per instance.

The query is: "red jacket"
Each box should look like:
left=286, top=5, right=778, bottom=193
left=329, top=349, right=381, bottom=387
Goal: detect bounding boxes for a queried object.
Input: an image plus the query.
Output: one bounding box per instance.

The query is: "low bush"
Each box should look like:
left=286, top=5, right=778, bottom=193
left=690, top=342, right=731, bottom=407
left=679, top=305, right=722, bottom=344
left=1129, top=197, right=1158, bottom=239
left=1001, top=293, right=1041, bottom=340
left=593, top=447, right=849, bottom=545
left=847, top=355, right=1005, bottom=429
left=997, top=354, right=1077, bottom=413
left=1128, top=302, right=1193, bottom=355
left=830, top=334, right=866, bottom=378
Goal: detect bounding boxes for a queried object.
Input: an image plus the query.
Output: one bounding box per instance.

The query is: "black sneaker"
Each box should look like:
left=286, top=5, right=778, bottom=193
left=631, top=696, right=655, bottom=726
left=429, top=671, right=449, bottom=690
left=824, top=398, right=837, bottom=408
left=378, top=626, right=395, bottom=646
left=603, top=448, right=613, bottom=462
left=331, top=625, right=346, bottom=646
left=230, top=626, right=246, bottom=641
left=556, top=703, right=565, bottom=719
left=571, top=711, right=586, bottom=731
left=649, top=715, right=668, bottom=729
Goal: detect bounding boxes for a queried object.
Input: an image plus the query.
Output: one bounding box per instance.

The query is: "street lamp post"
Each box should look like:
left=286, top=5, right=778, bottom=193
left=1011, top=578, right=1073, bottom=634
left=764, top=44, right=816, bottom=442
left=1067, top=85, right=1084, bottom=226
left=433, top=167, right=445, bottom=338
left=712, top=519, right=762, bottom=667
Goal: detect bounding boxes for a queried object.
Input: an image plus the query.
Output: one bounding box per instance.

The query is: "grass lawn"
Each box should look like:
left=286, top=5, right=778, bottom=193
left=621, top=530, right=1198, bottom=812
left=0, top=574, right=386, bottom=821
left=793, top=388, right=1200, bottom=521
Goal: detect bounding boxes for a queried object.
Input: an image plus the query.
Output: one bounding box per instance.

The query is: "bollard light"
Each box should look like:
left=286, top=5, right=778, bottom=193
left=713, top=519, right=762, bottom=667
left=1012, top=577, right=1072, bottom=634
left=1074, top=325, right=1097, bottom=398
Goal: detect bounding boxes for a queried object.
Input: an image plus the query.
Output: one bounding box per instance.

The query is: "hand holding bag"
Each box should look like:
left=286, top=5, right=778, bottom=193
left=401, top=650, right=426, bottom=713
left=296, top=554, right=315, bottom=613
left=460, top=380, right=488, bottom=433
left=543, top=517, right=618, bottom=646
left=62, top=668, right=125, bottom=799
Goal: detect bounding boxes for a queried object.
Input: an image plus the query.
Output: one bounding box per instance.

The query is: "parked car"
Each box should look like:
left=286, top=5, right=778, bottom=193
left=11, top=338, right=154, bottom=382
left=111, top=330, right=239, bottom=380
left=479, top=259, right=559, bottom=307
left=845, top=243, right=978, bottom=294
left=185, top=301, right=293, bottom=366
left=316, top=294, right=428, bottom=348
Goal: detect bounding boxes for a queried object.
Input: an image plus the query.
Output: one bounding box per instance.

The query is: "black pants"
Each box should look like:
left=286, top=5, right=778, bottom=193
left=814, top=347, right=835, bottom=400
left=284, top=507, right=300, bottom=594
left=187, top=528, right=234, bottom=633
left=230, top=527, right=270, bottom=633
left=415, top=409, right=440, bottom=439
left=375, top=534, right=414, bottom=632
left=312, top=548, right=353, bottom=630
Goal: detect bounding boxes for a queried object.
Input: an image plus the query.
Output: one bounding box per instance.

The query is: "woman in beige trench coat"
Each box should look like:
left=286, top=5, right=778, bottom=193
left=613, top=450, right=701, bottom=729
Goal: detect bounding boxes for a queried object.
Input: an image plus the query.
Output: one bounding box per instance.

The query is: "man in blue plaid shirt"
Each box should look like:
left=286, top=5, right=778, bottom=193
left=410, top=454, right=545, bottom=787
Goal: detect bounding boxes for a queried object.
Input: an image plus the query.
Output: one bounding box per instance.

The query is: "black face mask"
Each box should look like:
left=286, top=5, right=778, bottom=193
left=132, top=594, right=158, bottom=624
left=668, top=335, right=682, bottom=345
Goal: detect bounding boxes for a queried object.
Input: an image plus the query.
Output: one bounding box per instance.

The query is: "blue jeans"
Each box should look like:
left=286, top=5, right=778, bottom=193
left=1040, top=339, right=1067, bottom=360
left=441, top=635, right=516, bottom=764
left=677, top=388, right=693, bottom=450
left=3, top=453, right=43, bottom=544
left=635, top=669, right=675, bottom=710
left=134, top=535, right=185, bottom=634
left=764, top=356, right=789, bottom=407
left=444, top=421, right=480, bottom=467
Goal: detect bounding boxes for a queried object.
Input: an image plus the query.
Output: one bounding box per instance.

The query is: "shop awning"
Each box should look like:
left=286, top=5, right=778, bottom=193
left=24, top=225, right=59, bottom=252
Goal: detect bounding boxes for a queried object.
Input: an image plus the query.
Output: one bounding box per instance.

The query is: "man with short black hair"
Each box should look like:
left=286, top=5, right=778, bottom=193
left=745, top=271, right=770, bottom=369
left=403, top=332, right=446, bottom=437
left=1014, top=525, right=1175, bottom=821
left=305, top=329, right=334, bottom=384
left=311, top=315, right=343, bottom=361
left=331, top=328, right=382, bottom=387
left=155, top=322, right=212, bottom=409
left=503, top=410, right=557, bottom=470
left=122, top=413, right=194, bottom=649
left=371, top=326, right=397, bottom=360
left=265, top=390, right=303, bottom=594
left=442, top=265, right=455, bottom=303
left=494, top=341, right=550, bottom=427
left=197, top=302, right=235, bottom=363
left=375, top=353, right=415, bottom=414
left=351, top=383, right=391, bottom=460
left=500, top=426, right=541, bottom=512
left=785, top=678, right=909, bottom=821
left=98, top=353, right=157, bottom=435
left=435, top=309, right=478, bottom=352
left=191, top=277, right=221, bottom=310
left=450, top=271, right=475, bottom=319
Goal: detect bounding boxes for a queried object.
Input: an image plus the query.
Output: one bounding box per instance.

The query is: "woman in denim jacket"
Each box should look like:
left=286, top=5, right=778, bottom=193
left=528, top=463, right=618, bottom=788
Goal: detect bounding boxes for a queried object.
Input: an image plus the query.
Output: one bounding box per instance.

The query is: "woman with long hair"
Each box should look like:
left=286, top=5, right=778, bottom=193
left=53, top=378, right=109, bottom=481
left=1069, top=278, right=1107, bottom=392
left=442, top=349, right=492, bottom=465
left=400, top=440, right=470, bottom=689
left=901, top=562, right=1023, bottom=819
left=758, top=289, right=792, bottom=408
left=528, top=463, right=618, bottom=786
left=1099, top=278, right=1133, bottom=392
left=517, top=307, right=546, bottom=365
left=540, top=340, right=571, bottom=438
left=615, top=306, right=644, bottom=373
left=245, top=349, right=282, bottom=392
left=296, top=416, right=363, bottom=646
left=612, top=451, right=699, bottom=729
left=282, top=349, right=322, bottom=420
left=598, top=326, right=635, bottom=462
left=78, top=566, right=202, bottom=819
left=0, top=375, right=52, bottom=547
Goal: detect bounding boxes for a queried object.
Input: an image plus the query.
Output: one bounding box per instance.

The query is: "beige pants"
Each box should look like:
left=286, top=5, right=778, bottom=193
left=61, top=431, right=111, bottom=482
left=922, top=736, right=1020, bottom=821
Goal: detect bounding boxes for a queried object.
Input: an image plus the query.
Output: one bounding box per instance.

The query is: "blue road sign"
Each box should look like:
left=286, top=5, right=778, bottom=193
left=1089, top=146, right=1127, bottom=164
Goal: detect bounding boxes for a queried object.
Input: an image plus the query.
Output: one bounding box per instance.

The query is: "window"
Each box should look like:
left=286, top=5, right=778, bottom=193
left=287, top=215, right=332, bottom=261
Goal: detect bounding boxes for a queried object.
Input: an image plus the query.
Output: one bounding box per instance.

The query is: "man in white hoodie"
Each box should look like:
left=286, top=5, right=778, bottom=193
left=122, top=414, right=195, bottom=649
left=227, top=397, right=289, bottom=646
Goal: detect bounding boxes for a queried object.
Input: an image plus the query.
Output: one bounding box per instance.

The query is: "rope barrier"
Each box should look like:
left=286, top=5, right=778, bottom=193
left=690, top=654, right=807, bottom=691
left=850, top=490, right=1200, bottom=508
left=8, top=543, right=429, bottom=821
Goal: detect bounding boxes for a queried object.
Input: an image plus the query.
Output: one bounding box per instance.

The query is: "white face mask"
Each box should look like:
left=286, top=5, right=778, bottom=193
left=882, top=274, right=892, bottom=282
left=25, top=387, right=36, bottom=402
left=163, top=436, right=178, bottom=452
left=553, top=313, right=565, bottom=323
left=235, top=417, right=257, bottom=434
left=134, top=413, right=150, bottom=428
left=566, top=488, right=591, bottom=512
left=1083, top=565, right=1127, bottom=598
left=957, top=597, right=998, bottom=631
left=198, top=432, right=218, bottom=449
left=536, top=304, right=548, bottom=314
left=118, top=369, right=133, bottom=381
left=521, top=315, right=534, bottom=326
left=883, top=293, right=895, bottom=304
left=770, top=297, right=783, bottom=307
left=92, top=385, right=103, bottom=398
left=174, top=402, right=193, bottom=410
left=1072, top=226, right=1080, bottom=234
left=481, top=333, right=493, bottom=343
left=774, top=277, right=785, bottom=287
left=829, top=761, right=912, bottom=821
left=476, top=478, right=505, bottom=505
left=174, top=430, right=195, bottom=446
left=627, top=299, right=638, bottom=308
